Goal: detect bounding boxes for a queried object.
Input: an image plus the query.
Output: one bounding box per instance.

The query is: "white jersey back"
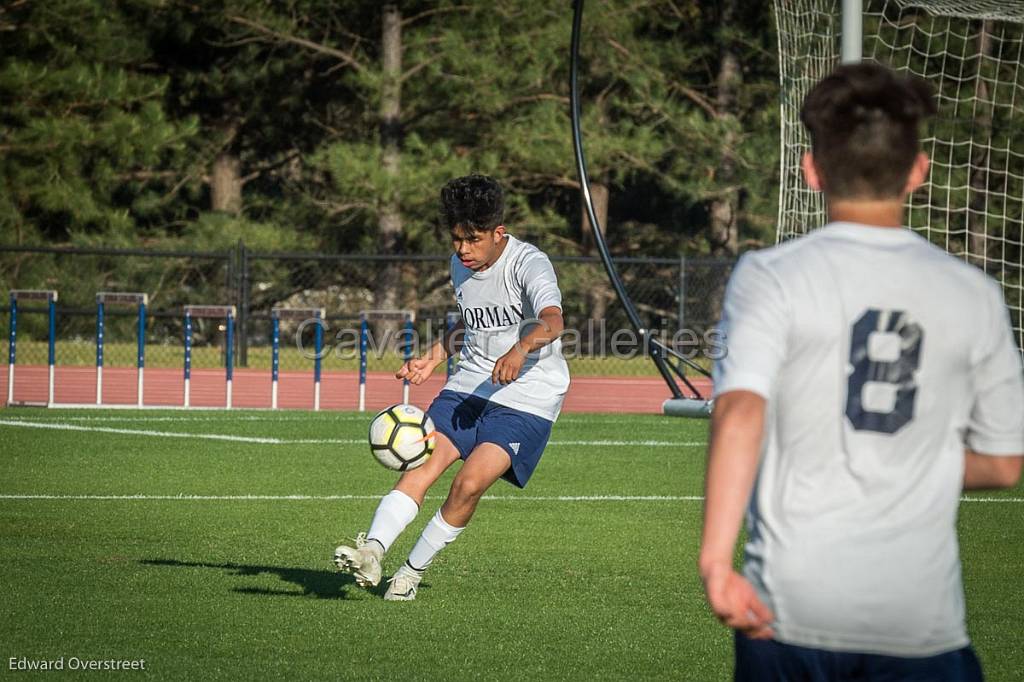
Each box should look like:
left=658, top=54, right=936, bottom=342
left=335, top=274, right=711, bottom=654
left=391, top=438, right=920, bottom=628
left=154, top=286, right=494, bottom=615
left=443, top=235, right=570, bottom=421
left=714, top=222, right=1024, bottom=656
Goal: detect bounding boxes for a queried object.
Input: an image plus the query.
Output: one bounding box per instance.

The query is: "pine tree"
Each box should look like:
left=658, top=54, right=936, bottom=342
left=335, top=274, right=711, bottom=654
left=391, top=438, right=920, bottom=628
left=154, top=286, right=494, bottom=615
left=0, top=0, right=196, bottom=245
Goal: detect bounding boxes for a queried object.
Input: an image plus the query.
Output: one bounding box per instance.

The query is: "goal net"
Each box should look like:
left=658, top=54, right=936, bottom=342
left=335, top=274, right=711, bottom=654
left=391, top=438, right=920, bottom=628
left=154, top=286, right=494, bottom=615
left=774, top=0, right=1024, bottom=354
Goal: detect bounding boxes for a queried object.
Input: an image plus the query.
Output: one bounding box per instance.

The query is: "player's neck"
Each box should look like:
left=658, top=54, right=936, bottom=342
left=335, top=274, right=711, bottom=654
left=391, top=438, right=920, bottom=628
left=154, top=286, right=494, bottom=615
left=477, top=235, right=509, bottom=271
left=827, top=198, right=906, bottom=228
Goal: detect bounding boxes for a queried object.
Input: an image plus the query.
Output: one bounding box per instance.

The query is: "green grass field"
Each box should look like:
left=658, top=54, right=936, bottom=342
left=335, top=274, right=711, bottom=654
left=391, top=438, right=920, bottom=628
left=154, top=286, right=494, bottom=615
left=0, top=408, right=1021, bottom=680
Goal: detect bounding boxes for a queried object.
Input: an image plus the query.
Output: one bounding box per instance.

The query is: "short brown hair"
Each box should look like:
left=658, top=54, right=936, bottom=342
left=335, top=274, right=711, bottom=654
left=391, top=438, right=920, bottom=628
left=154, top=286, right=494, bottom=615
left=801, top=63, right=936, bottom=199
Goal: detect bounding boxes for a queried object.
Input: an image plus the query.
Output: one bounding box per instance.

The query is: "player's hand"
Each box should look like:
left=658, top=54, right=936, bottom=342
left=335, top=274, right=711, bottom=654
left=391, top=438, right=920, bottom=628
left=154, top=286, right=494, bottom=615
left=396, top=357, right=437, bottom=385
left=491, top=343, right=527, bottom=385
left=701, top=561, right=775, bottom=640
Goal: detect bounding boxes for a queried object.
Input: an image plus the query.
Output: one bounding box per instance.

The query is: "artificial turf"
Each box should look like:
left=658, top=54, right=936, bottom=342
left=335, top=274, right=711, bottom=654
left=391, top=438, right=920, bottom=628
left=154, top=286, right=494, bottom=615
left=0, top=408, right=1020, bottom=680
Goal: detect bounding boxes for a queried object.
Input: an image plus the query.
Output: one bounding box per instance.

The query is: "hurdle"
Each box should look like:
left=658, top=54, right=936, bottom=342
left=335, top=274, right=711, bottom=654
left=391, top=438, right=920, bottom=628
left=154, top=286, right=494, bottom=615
left=271, top=307, right=325, bottom=410
left=7, top=289, right=58, bottom=406
left=183, top=305, right=236, bottom=409
left=95, top=292, right=148, bottom=407
left=358, top=310, right=415, bottom=411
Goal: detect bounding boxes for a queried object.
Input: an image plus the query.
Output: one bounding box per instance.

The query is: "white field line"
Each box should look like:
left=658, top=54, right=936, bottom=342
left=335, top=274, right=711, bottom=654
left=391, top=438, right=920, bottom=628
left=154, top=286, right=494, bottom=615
left=0, top=414, right=671, bottom=424
left=0, top=494, right=701, bottom=501
left=0, top=419, right=285, bottom=444
left=552, top=439, right=704, bottom=447
left=0, top=493, right=1019, bottom=503
left=2, top=415, right=358, bottom=422
left=0, top=419, right=704, bottom=448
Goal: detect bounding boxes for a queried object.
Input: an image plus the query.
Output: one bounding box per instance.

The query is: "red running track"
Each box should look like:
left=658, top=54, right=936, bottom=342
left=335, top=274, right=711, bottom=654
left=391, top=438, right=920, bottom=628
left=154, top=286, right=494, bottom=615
left=0, top=365, right=713, bottom=414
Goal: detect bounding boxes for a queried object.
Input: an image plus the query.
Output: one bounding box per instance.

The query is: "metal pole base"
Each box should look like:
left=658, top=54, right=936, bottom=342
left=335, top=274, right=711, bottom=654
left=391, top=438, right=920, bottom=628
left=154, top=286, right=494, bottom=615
left=662, top=398, right=713, bottom=419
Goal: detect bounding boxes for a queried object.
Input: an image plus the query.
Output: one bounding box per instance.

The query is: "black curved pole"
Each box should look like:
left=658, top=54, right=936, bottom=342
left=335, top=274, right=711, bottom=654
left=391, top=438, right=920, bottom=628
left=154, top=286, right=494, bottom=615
left=570, top=1, right=644, bottom=336
left=569, top=0, right=709, bottom=400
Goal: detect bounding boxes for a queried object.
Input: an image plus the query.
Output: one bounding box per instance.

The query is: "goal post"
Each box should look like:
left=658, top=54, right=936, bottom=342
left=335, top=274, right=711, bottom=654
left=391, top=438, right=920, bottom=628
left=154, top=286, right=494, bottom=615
left=774, top=0, right=1024, bottom=355
left=842, top=0, right=864, bottom=61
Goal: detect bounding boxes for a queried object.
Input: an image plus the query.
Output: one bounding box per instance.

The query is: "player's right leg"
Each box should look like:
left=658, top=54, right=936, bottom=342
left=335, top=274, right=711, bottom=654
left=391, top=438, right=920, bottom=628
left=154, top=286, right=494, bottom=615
left=333, top=432, right=461, bottom=587
left=384, top=443, right=511, bottom=601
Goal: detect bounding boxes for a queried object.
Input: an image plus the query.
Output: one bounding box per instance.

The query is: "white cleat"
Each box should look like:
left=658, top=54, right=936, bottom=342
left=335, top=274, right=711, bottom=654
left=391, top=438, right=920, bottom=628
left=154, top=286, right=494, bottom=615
left=333, top=532, right=383, bottom=588
left=384, top=564, right=423, bottom=601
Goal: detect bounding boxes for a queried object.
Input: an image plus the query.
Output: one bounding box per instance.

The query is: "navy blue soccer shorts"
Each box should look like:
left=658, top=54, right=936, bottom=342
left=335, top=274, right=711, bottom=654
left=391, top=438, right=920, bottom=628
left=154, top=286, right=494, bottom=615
left=734, top=631, right=984, bottom=682
left=425, top=390, right=553, bottom=488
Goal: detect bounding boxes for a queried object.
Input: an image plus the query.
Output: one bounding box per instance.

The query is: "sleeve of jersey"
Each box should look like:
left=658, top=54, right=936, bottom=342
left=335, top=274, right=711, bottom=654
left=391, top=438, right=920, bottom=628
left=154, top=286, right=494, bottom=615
left=966, top=281, right=1024, bottom=456
left=712, top=253, right=790, bottom=400
left=519, top=252, right=563, bottom=313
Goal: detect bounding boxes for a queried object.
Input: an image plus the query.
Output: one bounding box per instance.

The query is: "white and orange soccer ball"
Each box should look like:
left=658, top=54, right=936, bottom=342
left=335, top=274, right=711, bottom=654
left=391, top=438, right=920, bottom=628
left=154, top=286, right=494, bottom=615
left=367, top=404, right=435, bottom=471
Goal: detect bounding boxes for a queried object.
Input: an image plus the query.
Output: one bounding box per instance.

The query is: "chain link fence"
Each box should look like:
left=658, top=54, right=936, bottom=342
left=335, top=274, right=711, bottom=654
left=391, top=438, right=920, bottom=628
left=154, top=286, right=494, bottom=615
left=1, top=243, right=735, bottom=378
left=1, top=245, right=234, bottom=374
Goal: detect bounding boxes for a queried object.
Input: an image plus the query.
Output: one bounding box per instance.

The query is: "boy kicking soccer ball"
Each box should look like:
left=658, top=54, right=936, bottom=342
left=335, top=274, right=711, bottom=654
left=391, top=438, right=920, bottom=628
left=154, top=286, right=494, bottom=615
left=334, top=174, right=570, bottom=600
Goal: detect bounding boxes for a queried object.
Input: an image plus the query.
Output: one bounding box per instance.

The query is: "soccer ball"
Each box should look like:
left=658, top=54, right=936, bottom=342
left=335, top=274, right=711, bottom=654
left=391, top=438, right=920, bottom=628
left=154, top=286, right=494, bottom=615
left=368, top=404, right=435, bottom=471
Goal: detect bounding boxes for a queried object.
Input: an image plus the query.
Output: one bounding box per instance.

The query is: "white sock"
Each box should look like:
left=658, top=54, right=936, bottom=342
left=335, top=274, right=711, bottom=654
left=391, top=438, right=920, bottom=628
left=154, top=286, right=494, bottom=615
left=366, top=490, right=419, bottom=553
left=406, top=509, right=465, bottom=573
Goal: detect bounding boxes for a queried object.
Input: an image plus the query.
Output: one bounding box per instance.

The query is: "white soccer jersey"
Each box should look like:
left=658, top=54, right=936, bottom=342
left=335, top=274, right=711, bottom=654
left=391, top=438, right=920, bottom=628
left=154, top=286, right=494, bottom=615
left=714, top=222, right=1024, bottom=657
left=443, top=235, right=570, bottom=421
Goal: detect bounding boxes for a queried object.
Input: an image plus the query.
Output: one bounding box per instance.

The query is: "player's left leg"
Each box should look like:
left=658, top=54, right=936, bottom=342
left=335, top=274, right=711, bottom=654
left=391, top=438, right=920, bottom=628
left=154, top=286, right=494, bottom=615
left=335, top=390, right=479, bottom=588
left=333, top=433, right=462, bottom=588
left=384, top=404, right=553, bottom=601
left=384, top=444, right=511, bottom=601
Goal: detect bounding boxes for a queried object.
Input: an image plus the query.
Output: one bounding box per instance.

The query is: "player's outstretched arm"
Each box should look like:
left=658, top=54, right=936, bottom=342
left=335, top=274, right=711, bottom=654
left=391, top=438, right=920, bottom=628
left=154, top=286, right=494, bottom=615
left=699, top=390, right=775, bottom=640
left=396, top=356, right=437, bottom=385
left=962, top=282, right=1024, bottom=489
left=396, top=321, right=465, bottom=385
left=491, top=306, right=563, bottom=385
left=963, top=451, right=1023, bottom=490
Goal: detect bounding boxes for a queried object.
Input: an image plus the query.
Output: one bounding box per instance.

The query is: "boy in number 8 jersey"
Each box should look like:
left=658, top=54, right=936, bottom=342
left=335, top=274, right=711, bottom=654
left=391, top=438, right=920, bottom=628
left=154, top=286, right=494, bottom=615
left=700, top=64, right=1023, bottom=681
left=334, top=174, right=570, bottom=601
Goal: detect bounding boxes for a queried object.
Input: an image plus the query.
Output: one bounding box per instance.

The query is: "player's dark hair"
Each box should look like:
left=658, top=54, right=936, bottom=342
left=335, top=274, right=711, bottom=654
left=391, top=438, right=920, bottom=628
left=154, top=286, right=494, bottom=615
left=801, top=63, right=936, bottom=200
left=440, top=174, right=505, bottom=235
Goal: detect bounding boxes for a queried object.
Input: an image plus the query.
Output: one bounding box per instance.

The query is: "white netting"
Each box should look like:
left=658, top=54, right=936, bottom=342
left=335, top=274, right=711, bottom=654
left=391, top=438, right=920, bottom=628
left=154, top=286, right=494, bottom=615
left=774, top=0, right=1024, bottom=354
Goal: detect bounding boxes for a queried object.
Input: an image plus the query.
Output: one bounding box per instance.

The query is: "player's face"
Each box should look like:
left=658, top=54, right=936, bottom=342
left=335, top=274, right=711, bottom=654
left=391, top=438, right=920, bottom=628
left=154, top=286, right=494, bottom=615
left=451, top=226, right=506, bottom=271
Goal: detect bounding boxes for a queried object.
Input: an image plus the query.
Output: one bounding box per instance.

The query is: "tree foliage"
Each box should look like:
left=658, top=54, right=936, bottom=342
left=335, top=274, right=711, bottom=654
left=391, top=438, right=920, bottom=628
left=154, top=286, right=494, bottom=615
left=1, top=0, right=782, bottom=258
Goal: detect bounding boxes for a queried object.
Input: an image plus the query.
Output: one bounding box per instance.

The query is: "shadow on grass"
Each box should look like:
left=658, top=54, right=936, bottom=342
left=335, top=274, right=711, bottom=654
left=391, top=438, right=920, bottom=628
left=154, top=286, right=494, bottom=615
left=140, top=558, right=371, bottom=599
